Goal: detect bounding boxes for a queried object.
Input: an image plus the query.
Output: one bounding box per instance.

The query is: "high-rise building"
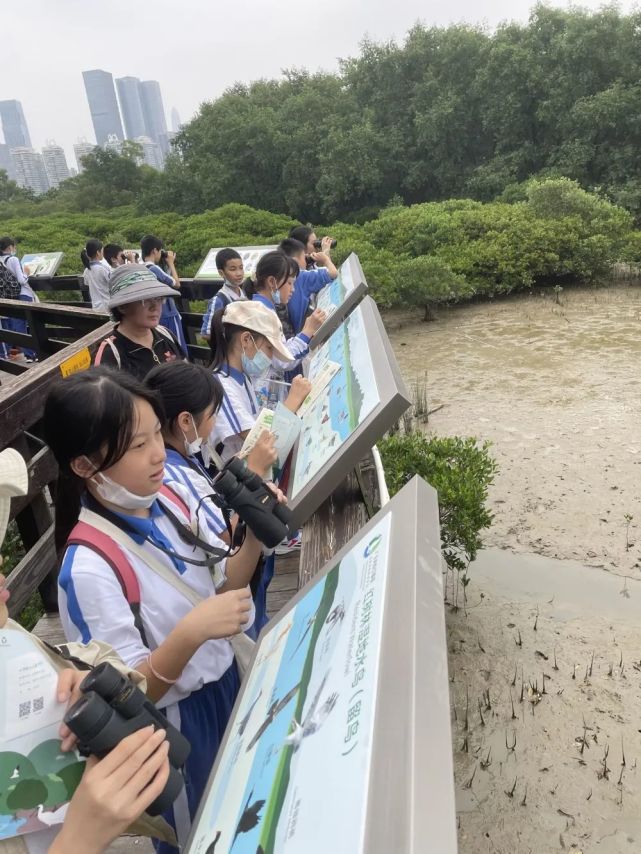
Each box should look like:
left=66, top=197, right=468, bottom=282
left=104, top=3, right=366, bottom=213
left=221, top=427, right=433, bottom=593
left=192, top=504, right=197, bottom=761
left=135, top=136, right=164, bottom=171
left=170, top=107, right=182, bottom=133
left=157, top=131, right=176, bottom=158
left=115, top=76, right=148, bottom=140
left=104, top=134, right=123, bottom=155
left=140, top=81, right=168, bottom=146
left=73, top=138, right=97, bottom=173
left=0, top=100, right=32, bottom=148
left=0, top=144, right=16, bottom=181
left=82, top=69, right=124, bottom=146
left=11, top=147, right=50, bottom=195
left=41, top=141, right=71, bottom=188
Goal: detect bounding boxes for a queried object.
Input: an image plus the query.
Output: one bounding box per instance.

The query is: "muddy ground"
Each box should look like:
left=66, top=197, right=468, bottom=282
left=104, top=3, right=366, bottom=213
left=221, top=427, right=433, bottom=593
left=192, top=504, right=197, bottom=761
left=389, top=284, right=641, bottom=853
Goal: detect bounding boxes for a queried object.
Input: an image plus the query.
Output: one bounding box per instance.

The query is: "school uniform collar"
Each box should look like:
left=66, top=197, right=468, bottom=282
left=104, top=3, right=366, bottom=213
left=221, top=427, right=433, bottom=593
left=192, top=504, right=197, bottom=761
left=252, top=293, right=276, bottom=312
left=112, top=501, right=164, bottom=544
left=220, top=362, right=247, bottom=385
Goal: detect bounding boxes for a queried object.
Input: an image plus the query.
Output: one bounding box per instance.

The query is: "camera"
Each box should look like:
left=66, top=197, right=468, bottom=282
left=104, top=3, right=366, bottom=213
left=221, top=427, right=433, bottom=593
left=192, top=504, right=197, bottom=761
left=211, top=457, right=292, bottom=549
left=63, top=663, right=191, bottom=816
left=160, top=249, right=168, bottom=263
left=313, top=238, right=337, bottom=251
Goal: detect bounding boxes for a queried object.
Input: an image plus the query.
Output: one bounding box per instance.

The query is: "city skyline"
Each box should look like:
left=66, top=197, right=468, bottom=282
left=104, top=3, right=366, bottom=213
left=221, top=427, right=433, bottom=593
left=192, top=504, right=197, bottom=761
left=2, top=0, right=637, bottom=168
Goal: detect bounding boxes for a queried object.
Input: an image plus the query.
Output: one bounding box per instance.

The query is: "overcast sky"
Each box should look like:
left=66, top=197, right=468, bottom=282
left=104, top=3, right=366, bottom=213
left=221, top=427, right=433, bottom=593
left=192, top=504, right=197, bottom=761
left=3, top=0, right=636, bottom=167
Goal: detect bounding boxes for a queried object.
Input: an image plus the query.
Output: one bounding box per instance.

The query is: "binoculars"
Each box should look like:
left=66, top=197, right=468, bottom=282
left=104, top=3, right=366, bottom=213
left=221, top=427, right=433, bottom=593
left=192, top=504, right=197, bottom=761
left=212, top=457, right=292, bottom=549
left=313, top=238, right=337, bottom=250
left=64, top=663, right=190, bottom=816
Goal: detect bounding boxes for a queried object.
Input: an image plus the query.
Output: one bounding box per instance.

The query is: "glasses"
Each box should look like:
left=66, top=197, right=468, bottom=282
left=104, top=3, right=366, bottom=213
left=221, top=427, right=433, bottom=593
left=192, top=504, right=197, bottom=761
left=141, top=298, right=164, bottom=308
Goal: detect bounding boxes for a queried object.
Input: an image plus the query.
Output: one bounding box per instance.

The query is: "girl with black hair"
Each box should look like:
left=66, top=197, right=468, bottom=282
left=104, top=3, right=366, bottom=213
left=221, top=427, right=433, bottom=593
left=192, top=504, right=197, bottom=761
left=81, top=238, right=111, bottom=313
left=146, top=361, right=279, bottom=545
left=44, top=367, right=263, bottom=853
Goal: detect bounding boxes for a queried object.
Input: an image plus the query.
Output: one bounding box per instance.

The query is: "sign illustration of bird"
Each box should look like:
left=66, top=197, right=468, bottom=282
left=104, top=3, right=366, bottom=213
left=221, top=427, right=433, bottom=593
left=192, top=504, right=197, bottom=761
left=230, top=789, right=266, bottom=848
left=237, top=690, right=263, bottom=737
left=284, top=674, right=339, bottom=752
left=246, top=683, right=300, bottom=751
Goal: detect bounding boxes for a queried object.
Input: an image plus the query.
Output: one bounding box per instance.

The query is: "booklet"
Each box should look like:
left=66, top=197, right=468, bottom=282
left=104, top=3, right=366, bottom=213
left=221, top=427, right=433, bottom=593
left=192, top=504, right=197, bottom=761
left=0, top=626, right=85, bottom=840
left=297, top=360, right=342, bottom=418
left=240, top=403, right=302, bottom=480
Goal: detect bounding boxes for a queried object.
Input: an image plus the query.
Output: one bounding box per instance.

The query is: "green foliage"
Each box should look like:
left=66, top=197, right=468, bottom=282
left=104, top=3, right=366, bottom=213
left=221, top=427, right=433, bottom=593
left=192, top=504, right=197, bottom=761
left=0, top=179, right=635, bottom=299
left=379, top=432, right=498, bottom=573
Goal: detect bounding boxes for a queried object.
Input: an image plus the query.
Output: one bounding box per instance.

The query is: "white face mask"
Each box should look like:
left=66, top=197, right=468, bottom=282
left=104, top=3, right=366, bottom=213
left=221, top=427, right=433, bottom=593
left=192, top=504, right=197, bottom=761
left=181, top=414, right=203, bottom=457
left=91, top=471, right=160, bottom=510
left=200, top=438, right=223, bottom=471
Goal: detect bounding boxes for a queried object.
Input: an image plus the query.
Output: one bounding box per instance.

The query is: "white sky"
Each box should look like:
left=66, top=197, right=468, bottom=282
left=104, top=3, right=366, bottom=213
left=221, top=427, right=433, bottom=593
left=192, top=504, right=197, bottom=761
left=3, top=0, right=637, bottom=167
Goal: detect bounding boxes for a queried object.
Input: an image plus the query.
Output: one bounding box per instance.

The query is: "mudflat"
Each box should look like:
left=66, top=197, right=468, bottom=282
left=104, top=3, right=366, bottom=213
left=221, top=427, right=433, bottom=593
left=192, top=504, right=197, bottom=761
left=390, top=283, right=641, bottom=853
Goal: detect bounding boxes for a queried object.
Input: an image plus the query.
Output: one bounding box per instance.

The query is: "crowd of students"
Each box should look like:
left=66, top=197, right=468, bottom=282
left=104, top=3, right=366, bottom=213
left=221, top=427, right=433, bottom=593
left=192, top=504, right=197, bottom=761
left=2, top=226, right=339, bottom=853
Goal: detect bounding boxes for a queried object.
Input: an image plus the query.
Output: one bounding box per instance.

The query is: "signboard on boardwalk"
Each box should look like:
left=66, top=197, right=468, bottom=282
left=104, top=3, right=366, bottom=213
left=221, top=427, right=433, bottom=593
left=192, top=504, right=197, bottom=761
left=309, top=253, right=368, bottom=349
left=186, top=477, right=457, bottom=854
left=195, top=246, right=278, bottom=281
left=286, top=296, right=410, bottom=528
left=20, top=252, right=64, bottom=278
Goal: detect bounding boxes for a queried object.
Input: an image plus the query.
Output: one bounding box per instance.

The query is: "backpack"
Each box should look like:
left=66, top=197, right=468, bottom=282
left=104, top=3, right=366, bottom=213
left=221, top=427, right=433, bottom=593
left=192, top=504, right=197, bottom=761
left=94, top=325, right=179, bottom=369
left=0, top=256, right=22, bottom=300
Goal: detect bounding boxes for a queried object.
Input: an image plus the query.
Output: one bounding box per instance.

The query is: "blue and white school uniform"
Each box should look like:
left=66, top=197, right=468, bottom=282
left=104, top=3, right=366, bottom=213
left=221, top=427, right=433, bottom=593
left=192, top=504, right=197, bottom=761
left=163, top=447, right=228, bottom=539
left=287, top=266, right=333, bottom=334
left=57, top=483, right=252, bottom=853
left=211, top=363, right=260, bottom=463
left=146, top=262, right=188, bottom=355
left=0, top=253, right=37, bottom=358
left=200, top=281, right=247, bottom=337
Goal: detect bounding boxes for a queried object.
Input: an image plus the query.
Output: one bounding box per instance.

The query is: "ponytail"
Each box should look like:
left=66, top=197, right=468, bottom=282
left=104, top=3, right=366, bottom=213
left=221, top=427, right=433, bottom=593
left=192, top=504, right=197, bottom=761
left=53, top=470, right=83, bottom=556
left=210, top=309, right=230, bottom=369
left=81, top=239, right=103, bottom=270
left=242, top=276, right=256, bottom=300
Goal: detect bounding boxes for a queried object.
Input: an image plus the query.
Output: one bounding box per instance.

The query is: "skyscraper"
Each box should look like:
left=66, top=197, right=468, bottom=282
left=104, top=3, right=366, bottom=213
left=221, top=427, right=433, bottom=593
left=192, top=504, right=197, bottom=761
left=0, top=100, right=32, bottom=148
left=73, top=138, right=97, bottom=173
left=0, top=144, right=15, bottom=181
left=115, top=77, right=148, bottom=140
left=11, top=148, right=50, bottom=195
left=82, top=69, right=124, bottom=145
left=140, top=81, right=168, bottom=146
left=41, top=141, right=71, bottom=188
left=170, top=107, right=182, bottom=133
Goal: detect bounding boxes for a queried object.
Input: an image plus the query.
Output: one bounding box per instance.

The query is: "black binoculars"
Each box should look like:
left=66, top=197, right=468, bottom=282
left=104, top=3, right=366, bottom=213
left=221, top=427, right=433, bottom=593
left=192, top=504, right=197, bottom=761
left=63, top=663, right=190, bottom=816
left=313, top=238, right=337, bottom=250
left=212, top=456, right=292, bottom=549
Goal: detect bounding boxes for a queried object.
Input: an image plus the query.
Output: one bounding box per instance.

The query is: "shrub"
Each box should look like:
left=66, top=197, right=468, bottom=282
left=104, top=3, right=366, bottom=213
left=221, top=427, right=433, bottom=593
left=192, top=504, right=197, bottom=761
left=378, top=432, right=498, bottom=575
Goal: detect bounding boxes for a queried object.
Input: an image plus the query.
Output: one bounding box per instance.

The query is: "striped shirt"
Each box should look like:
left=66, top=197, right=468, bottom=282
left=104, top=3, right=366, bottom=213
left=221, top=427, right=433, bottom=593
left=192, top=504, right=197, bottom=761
left=163, top=448, right=228, bottom=537
left=211, top=364, right=259, bottom=462
left=201, top=282, right=247, bottom=336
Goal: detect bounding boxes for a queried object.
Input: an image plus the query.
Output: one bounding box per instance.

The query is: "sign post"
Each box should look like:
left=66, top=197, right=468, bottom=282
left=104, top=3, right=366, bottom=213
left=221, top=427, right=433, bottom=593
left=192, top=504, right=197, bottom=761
left=185, top=476, right=457, bottom=854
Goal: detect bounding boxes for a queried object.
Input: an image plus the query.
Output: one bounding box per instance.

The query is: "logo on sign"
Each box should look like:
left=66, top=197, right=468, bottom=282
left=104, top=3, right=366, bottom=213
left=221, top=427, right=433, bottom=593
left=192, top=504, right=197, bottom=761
left=363, top=534, right=382, bottom=557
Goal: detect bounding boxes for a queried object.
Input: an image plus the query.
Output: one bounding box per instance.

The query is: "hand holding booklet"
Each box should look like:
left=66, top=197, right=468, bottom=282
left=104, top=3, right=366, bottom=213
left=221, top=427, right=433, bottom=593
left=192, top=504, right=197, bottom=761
left=240, top=403, right=302, bottom=480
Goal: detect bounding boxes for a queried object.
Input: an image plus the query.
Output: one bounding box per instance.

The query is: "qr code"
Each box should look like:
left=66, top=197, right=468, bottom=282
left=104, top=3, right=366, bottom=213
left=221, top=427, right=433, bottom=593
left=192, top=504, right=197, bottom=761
left=33, top=696, right=44, bottom=712
left=19, top=700, right=31, bottom=719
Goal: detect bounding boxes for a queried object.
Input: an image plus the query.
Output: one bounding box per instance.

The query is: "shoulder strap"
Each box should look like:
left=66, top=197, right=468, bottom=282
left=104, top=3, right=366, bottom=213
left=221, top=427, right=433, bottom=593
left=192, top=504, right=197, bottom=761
left=68, top=520, right=149, bottom=646
left=156, top=324, right=179, bottom=348
left=94, top=335, right=121, bottom=368
left=159, top=483, right=190, bottom=519
left=78, top=507, right=227, bottom=595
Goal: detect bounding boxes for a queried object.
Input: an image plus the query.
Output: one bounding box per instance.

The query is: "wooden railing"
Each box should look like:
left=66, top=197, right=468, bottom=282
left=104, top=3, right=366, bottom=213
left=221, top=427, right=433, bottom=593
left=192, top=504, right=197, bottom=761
left=1, top=323, right=111, bottom=614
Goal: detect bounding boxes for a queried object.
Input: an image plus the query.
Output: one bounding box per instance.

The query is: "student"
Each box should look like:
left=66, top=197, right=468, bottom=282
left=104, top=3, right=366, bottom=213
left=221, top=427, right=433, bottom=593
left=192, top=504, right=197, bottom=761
left=81, top=239, right=111, bottom=313
left=279, top=237, right=338, bottom=335
left=200, top=248, right=247, bottom=341
left=94, top=264, right=184, bottom=381
left=141, top=234, right=187, bottom=356
left=0, top=235, right=38, bottom=361
left=245, top=250, right=326, bottom=361
left=0, top=448, right=173, bottom=854
left=146, top=361, right=279, bottom=545
left=289, top=225, right=335, bottom=270
left=44, top=368, right=263, bottom=853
